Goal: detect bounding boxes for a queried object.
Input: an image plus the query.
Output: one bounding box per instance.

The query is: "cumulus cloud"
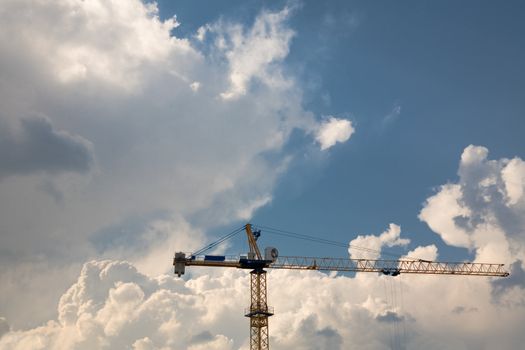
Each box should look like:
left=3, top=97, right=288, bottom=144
left=419, top=145, right=525, bottom=263
left=0, top=116, right=94, bottom=179
left=349, top=223, right=409, bottom=260
left=2, top=247, right=523, bottom=350
left=0, top=0, right=346, bottom=329
left=217, top=6, right=296, bottom=100
left=0, top=260, right=244, bottom=349
left=502, top=158, right=525, bottom=206
left=491, top=260, right=525, bottom=299
left=403, top=244, right=438, bottom=261
left=0, top=184, right=522, bottom=348
left=315, top=117, right=355, bottom=151
left=0, top=0, right=186, bottom=90
left=419, top=145, right=525, bottom=303
left=412, top=145, right=525, bottom=349
left=1, top=136, right=523, bottom=350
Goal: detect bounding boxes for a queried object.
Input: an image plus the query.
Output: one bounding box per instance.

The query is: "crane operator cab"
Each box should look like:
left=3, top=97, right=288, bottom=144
left=239, top=246, right=278, bottom=269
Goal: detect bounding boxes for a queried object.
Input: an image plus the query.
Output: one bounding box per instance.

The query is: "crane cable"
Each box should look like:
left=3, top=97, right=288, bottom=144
left=193, top=223, right=422, bottom=261
left=391, top=278, right=401, bottom=350
left=399, top=277, right=408, bottom=349
left=253, top=224, right=420, bottom=261
left=384, top=277, right=407, bottom=350
left=382, top=276, right=403, bottom=350
left=192, top=225, right=245, bottom=256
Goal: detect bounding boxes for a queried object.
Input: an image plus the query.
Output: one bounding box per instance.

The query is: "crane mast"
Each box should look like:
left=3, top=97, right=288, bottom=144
left=173, top=224, right=509, bottom=350
left=244, top=224, right=272, bottom=350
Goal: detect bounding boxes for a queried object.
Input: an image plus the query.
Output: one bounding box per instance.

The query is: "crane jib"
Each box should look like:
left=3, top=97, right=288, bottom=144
left=267, top=256, right=510, bottom=277
left=175, top=253, right=509, bottom=277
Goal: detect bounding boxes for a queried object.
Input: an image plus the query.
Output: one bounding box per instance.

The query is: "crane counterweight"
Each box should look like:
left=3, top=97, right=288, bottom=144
left=173, top=252, right=186, bottom=277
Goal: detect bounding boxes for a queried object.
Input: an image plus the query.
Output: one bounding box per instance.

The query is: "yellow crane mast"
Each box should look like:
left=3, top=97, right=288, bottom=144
left=173, top=224, right=509, bottom=350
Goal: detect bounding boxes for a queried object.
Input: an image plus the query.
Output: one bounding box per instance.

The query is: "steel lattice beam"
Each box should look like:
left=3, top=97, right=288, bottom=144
left=269, top=256, right=509, bottom=277
left=245, top=270, right=273, bottom=350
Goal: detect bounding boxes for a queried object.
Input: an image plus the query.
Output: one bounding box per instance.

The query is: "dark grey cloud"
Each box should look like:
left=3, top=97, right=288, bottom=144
left=189, top=330, right=214, bottom=344
left=452, top=306, right=478, bottom=314
left=492, top=260, right=525, bottom=300
left=36, top=180, right=64, bottom=203
left=0, top=317, right=8, bottom=338
left=296, top=315, right=343, bottom=350
left=376, top=311, right=405, bottom=323
left=89, top=211, right=169, bottom=254
left=0, top=116, right=94, bottom=179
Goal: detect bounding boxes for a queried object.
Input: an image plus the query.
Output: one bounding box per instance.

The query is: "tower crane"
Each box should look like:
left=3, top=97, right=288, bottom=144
left=173, top=224, right=509, bottom=350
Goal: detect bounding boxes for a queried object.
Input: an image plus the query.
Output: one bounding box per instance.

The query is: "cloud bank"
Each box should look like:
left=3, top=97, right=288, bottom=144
left=2, top=145, right=525, bottom=349
left=0, top=0, right=354, bottom=331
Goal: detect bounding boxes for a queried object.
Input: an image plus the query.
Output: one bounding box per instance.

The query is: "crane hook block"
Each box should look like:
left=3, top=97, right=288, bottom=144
left=381, top=268, right=400, bottom=276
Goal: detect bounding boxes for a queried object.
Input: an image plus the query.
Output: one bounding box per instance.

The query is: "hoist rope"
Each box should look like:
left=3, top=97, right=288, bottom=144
left=399, top=277, right=408, bottom=349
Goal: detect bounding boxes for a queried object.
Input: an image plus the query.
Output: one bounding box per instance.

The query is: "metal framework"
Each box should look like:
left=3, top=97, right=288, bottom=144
left=175, top=255, right=509, bottom=277
left=270, top=256, right=509, bottom=277
left=173, top=224, right=509, bottom=350
left=245, top=269, right=273, bottom=350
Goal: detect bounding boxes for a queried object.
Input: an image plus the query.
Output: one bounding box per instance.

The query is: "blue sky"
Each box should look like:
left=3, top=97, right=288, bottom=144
left=157, top=0, right=525, bottom=260
left=1, top=1, right=524, bottom=349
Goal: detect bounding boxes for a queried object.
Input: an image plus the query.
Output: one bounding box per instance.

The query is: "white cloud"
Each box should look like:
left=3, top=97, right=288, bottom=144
left=1, top=179, right=523, bottom=347
left=0, top=260, right=246, bottom=349
left=502, top=158, right=525, bottom=206
left=349, top=223, right=409, bottom=260
left=235, top=195, right=273, bottom=221
left=419, top=145, right=525, bottom=264
left=195, top=25, right=209, bottom=42
left=0, top=0, right=330, bottom=329
left=127, top=215, right=206, bottom=277
left=190, top=81, right=201, bottom=92
left=403, top=245, right=438, bottom=261
left=2, top=0, right=187, bottom=90
left=2, top=246, right=523, bottom=350
left=217, top=6, right=296, bottom=100
left=419, top=184, right=473, bottom=248
left=315, top=117, right=355, bottom=151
